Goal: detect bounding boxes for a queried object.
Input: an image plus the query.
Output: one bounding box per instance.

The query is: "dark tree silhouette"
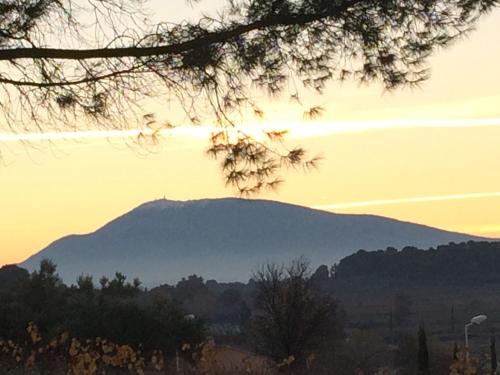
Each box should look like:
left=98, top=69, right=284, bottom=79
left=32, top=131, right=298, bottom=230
left=0, top=264, right=29, bottom=289
left=334, top=242, right=500, bottom=287
left=417, top=326, right=430, bottom=375
left=250, top=258, right=341, bottom=365
left=453, top=342, right=459, bottom=361
left=0, top=261, right=206, bottom=353
left=492, top=336, right=497, bottom=374
left=0, top=0, right=497, bottom=192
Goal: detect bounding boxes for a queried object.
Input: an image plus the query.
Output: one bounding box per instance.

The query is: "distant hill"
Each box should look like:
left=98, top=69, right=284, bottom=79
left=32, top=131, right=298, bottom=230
left=316, top=241, right=500, bottom=340
left=332, top=241, right=500, bottom=287
left=20, top=198, right=487, bottom=285
left=149, top=240, right=500, bottom=342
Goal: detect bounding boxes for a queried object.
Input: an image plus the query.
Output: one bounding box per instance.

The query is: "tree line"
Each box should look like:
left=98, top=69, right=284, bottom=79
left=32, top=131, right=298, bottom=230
left=0, top=260, right=205, bottom=354
left=3, top=253, right=493, bottom=374
left=331, top=241, right=500, bottom=287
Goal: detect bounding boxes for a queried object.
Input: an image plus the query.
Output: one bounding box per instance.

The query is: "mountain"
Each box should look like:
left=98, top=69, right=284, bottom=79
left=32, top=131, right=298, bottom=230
left=20, top=198, right=487, bottom=285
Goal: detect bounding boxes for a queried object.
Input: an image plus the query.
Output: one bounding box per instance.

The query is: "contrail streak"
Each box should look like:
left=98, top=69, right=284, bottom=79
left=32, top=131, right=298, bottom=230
left=0, top=127, right=218, bottom=142
left=289, top=117, right=500, bottom=138
left=315, top=192, right=500, bottom=210
left=1, top=117, right=500, bottom=142
left=0, top=129, right=145, bottom=142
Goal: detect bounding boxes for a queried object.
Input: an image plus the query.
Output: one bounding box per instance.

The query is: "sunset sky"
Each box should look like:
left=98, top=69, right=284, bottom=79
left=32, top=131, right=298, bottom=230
left=1, top=2, right=500, bottom=266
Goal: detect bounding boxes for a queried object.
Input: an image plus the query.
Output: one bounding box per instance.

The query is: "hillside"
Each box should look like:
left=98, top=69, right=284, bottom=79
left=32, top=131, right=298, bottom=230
left=20, top=198, right=486, bottom=285
left=332, top=241, right=500, bottom=287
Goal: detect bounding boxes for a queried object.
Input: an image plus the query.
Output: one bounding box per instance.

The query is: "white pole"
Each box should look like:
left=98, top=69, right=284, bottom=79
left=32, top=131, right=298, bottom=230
left=176, top=349, right=180, bottom=373
left=464, top=315, right=487, bottom=365
left=465, top=323, right=471, bottom=363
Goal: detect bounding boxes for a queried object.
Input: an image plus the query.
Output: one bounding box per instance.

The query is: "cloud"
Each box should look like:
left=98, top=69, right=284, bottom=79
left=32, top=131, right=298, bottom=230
left=315, top=192, right=500, bottom=210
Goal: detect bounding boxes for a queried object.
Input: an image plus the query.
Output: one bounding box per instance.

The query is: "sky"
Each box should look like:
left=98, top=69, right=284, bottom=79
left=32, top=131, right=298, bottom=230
left=1, top=2, right=500, bottom=266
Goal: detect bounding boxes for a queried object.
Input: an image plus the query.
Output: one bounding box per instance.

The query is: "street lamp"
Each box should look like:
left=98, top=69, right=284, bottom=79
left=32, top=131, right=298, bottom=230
left=465, top=314, right=487, bottom=363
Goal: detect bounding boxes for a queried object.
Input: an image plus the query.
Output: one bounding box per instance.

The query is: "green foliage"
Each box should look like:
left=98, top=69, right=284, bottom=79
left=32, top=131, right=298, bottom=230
left=334, top=241, right=500, bottom=287
left=0, top=260, right=206, bottom=355
left=1, top=259, right=494, bottom=374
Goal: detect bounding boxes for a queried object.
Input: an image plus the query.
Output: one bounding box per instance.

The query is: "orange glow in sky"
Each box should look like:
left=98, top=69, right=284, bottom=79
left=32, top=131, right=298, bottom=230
left=1, top=4, right=500, bottom=266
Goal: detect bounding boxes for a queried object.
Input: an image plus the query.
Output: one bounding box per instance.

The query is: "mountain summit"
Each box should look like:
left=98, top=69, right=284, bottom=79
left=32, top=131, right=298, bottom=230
left=21, top=198, right=485, bottom=285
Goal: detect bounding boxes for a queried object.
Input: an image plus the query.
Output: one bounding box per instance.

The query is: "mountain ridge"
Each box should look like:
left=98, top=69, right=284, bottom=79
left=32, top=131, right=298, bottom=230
left=20, top=198, right=488, bottom=285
